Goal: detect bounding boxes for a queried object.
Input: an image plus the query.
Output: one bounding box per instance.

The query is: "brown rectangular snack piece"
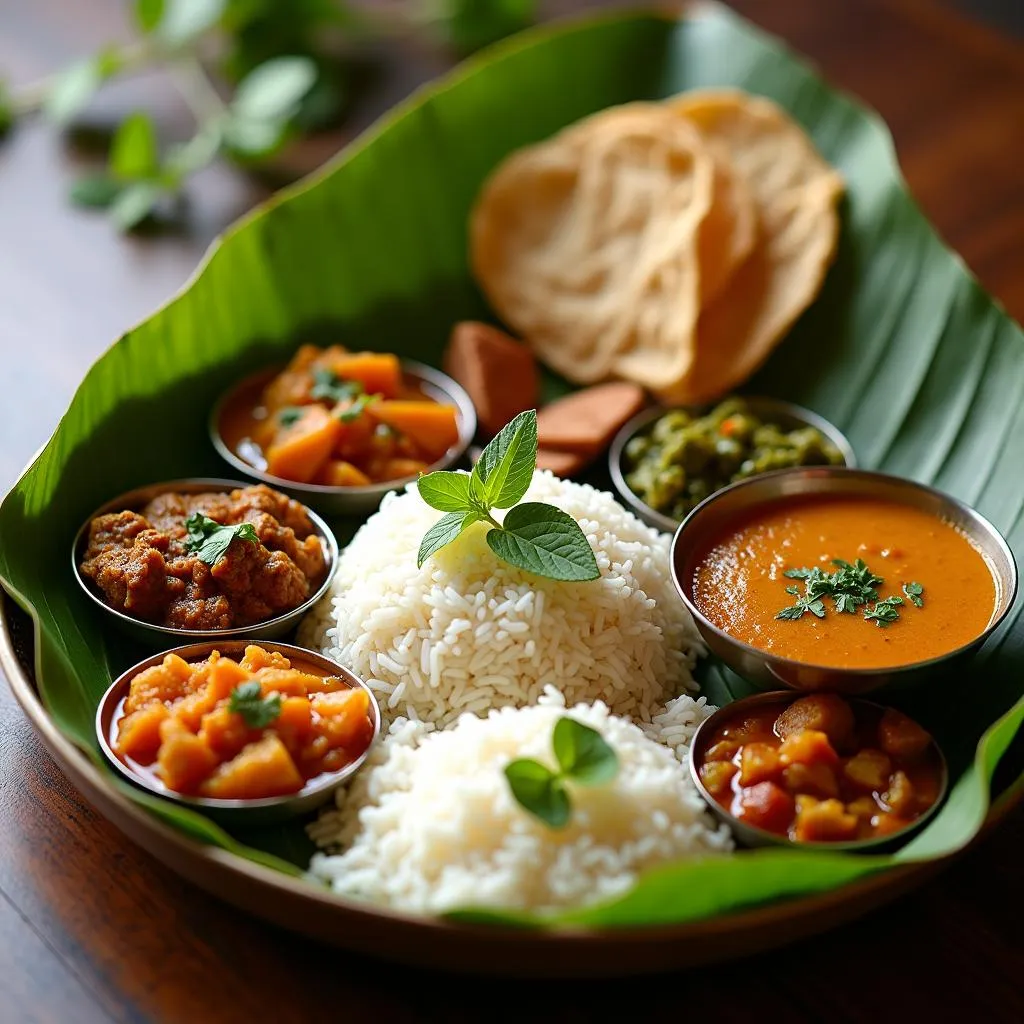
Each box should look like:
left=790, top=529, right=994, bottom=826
left=535, top=382, right=647, bottom=456
left=535, top=447, right=586, bottom=478
left=443, top=321, right=538, bottom=438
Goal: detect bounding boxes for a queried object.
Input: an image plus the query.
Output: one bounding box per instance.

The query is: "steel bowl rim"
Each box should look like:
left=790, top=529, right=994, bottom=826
left=669, top=465, right=1019, bottom=678
left=608, top=396, right=858, bottom=534
left=688, top=690, right=950, bottom=853
left=208, top=358, right=478, bottom=497
left=95, top=639, right=381, bottom=813
left=71, top=476, right=340, bottom=641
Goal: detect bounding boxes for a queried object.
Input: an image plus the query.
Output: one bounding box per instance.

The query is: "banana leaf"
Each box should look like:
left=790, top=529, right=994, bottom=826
left=1, top=3, right=1022, bottom=929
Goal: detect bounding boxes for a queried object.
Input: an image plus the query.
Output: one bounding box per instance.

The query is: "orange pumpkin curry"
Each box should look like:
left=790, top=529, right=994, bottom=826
left=697, top=695, right=943, bottom=843
left=219, top=344, right=461, bottom=486
left=113, top=646, right=375, bottom=800
left=691, top=496, right=997, bottom=669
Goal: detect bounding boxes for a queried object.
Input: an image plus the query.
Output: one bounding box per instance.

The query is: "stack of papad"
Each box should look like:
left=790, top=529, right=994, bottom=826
left=470, top=90, right=844, bottom=403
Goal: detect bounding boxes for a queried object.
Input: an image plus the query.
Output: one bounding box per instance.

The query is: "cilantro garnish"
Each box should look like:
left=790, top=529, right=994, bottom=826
left=228, top=680, right=282, bottom=728
left=777, top=558, right=924, bottom=628
left=277, top=406, right=304, bottom=428
left=864, top=595, right=905, bottom=626
left=310, top=367, right=363, bottom=404
left=183, top=514, right=259, bottom=566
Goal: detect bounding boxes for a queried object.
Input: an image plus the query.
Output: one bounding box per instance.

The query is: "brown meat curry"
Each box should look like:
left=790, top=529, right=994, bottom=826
left=80, top=485, right=326, bottom=630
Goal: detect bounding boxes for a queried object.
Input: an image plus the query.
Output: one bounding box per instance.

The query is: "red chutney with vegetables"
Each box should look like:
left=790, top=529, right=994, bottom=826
left=113, top=646, right=375, bottom=800
left=697, top=694, right=944, bottom=843
left=692, top=495, right=997, bottom=670
left=219, top=344, right=461, bottom=487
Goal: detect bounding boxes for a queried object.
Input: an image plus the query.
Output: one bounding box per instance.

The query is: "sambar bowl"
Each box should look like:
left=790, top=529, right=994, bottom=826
left=609, top=396, right=857, bottom=534
left=670, top=467, right=1017, bottom=694
left=689, top=691, right=949, bottom=852
left=210, top=358, right=477, bottom=516
left=72, top=478, right=339, bottom=647
left=96, top=640, right=381, bottom=826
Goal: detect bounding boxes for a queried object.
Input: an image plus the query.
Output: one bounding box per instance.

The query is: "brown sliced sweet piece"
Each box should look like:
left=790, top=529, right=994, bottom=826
left=535, top=447, right=586, bottom=478
left=536, top=383, right=647, bottom=457
left=443, top=321, right=538, bottom=438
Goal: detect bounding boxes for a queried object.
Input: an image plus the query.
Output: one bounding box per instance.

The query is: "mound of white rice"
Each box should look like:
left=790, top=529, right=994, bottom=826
left=299, top=470, right=702, bottom=728
left=309, top=688, right=731, bottom=913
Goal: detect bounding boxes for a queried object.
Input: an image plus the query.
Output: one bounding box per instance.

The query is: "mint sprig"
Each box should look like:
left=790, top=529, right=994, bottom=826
left=504, top=717, right=619, bottom=829
left=415, top=410, right=599, bottom=583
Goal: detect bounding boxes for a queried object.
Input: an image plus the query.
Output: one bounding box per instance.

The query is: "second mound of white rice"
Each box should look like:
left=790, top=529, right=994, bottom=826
left=309, top=689, right=731, bottom=913
left=299, top=470, right=702, bottom=728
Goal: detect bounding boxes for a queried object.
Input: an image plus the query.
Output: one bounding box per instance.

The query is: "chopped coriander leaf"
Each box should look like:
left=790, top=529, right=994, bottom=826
left=277, top=406, right=304, bottom=427
left=335, top=393, right=377, bottom=423
left=864, top=595, right=904, bottom=626
left=777, top=557, right=922, bottom=628
left=184, top=514, right=260, bottom=566
left=775, top=596, right=826, bottom=621
left=228, top=680, right=282, bottom=728
left=310, top=367, right=363, bottom=404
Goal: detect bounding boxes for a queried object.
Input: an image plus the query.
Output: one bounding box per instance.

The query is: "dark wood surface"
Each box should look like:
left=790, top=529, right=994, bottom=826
left=1, top=1, right=1022, bottom=1020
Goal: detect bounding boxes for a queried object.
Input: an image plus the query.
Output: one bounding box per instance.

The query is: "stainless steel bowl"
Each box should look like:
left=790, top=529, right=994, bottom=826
left=96, top=640, right=380, bottom=826
left=670, top=467, right=1018, bottom=694
left=209, top=358, right=478, bottom=516
left=72, top=478, right=339, bottom=646
left=689, top=691, right=949, bottom=852
left=609, top=397, right=857, bottom=533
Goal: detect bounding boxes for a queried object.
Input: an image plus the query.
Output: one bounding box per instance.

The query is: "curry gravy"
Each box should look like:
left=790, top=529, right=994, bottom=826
left=692, top=496, right=997, bottom=670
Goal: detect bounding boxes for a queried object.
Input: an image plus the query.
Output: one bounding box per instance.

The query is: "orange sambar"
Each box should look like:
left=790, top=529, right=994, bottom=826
left=692, top=496, right=997, bottom=670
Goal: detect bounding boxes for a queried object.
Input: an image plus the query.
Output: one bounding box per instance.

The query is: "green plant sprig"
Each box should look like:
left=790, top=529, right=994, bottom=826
left=228, top=680, right=282, bottom=729
left=776, top=557, right=924, bottom=628
left=0, top=0, right=536, bottom=230
left=504, top=716, right=619, bottom=828
left=415, top=410, right=600, bottom=583
left=184, top=513, right=259, bottom=566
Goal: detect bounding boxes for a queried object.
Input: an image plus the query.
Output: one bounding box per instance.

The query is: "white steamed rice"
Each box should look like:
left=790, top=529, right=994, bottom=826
left=308, top=687, right=731, bottom=913
left=298, top=469, right=703, bottom=729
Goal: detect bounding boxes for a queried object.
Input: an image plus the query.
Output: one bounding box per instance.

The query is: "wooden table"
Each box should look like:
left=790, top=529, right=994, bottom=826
left=1, top=0, right=1022, bottom=1020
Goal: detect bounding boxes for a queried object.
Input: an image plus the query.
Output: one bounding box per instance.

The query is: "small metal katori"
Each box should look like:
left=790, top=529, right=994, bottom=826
left=209, top=358, right=478, bottom=516
left=669, top=466, right=1018, bottom=695
left=688, top=691, right=949, bottom=853
left=96, top=640, right=381, bottom=826
left=608, top=396, right=857, bottom=534
left=72, top=477, right=340, bottom=647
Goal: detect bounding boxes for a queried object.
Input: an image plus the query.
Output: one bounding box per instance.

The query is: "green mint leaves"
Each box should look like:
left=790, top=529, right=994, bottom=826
left=183, top=514, right=259, bottom=566
left=415, top=410, right=599, bottom=583
left=228, top=680, right=282, bottom=729
left=472, top=409, right=537, bottom=509
left=777, top=558, right=924, bottom=627
left=504, top=717, right=619, bottom=828
left=485, top=504, right=600, bottom=582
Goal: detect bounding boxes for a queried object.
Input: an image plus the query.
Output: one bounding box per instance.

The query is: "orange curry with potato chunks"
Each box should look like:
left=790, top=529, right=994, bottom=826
left=697, top=694, right=943, bottom=843
left=113, top=646, right=375, bottom=800
left=219, top=344, right=461, bottom=487
left=692, top=495, right=997, bottom=669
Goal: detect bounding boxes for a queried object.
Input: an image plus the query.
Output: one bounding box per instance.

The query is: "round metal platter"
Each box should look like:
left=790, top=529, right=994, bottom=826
left=2, top=592, right=1018, bottom=976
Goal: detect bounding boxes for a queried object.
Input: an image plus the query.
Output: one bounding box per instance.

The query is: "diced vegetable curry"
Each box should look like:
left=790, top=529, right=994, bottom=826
left=113, top=646, right=375, bottom=800
left=696, top=695, right=943, bottom=843
left=219, top=344, right=461, bottom=486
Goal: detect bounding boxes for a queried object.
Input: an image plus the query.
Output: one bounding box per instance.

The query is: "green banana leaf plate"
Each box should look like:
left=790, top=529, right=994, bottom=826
left=2, top=3, right=1023, bottom=975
